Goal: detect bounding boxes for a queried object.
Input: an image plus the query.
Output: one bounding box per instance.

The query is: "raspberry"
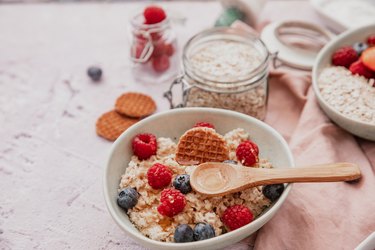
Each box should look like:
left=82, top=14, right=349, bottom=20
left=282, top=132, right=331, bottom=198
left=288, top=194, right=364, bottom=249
left=152, top=54, right=170, bottom=72
left=236, top=140, right=259, bottom=166
left=131, top=42, right=149, bottom=61
left=193, top=122, right=215, bottom=129
left=332, top=46, right=358, bottom=68
left=349, top=60, right=375, bottom=79
left=147, top=163, right=172, bottom=189
left=165, top=43, right=174, bottom=56
left=132, top=133, right=157, bottom=160
left=152, top=42, right=174, bottom=58
left=157, top=188, right=186, bottom=217
left=143, top=6, right=166, bottom=25
left=150, top=32, right=162, bottom=41
left=367, top=35, right=375, bottom=47
left=222, top=205, right=253, bottom=231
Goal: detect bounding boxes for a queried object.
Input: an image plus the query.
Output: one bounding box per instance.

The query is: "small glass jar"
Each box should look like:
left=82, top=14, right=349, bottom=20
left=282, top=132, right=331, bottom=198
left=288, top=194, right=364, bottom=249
left=165, top=27, right=269, bottom=120
left=129, top=12, right=178, bottom=83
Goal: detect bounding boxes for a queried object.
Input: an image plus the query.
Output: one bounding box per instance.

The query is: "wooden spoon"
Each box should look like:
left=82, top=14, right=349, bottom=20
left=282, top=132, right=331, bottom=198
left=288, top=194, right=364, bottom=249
left=190, top=162, right=361, bottom=197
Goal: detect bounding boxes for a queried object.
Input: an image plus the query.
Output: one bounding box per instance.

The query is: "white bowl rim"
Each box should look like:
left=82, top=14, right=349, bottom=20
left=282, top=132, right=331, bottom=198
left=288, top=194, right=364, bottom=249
left=103, top=107, right=294, bottom=248
left=312, top=23, right=375, bottom=128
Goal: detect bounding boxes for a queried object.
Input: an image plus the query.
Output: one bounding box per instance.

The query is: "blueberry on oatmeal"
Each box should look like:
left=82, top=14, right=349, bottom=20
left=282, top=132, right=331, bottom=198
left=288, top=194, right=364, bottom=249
left=193, top=223, right=215, bottom=241
left=262, top=184, right=284, bottom=202
left=173, top=174, right=192, bottom=194
left=117, top=188, right=139, bottom=210
left=174, top=224, right=194, bottom=243
left=353, top=42, right=368, bottom=56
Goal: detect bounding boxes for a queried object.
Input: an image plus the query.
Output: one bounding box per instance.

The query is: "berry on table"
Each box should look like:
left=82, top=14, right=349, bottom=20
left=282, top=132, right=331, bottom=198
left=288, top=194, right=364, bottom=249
left=353, top=42, right=368, bottom=56
left=222, top=205, right=253, bottom=231
left=87, top=66, right=102, bottom=81
left=152, top=54, right=170, bottom=72
left=361, top=47, right=375, bottom=71
left=236, top=140, right=259, bottom=166
left=117, top=188, right=139, bottom=211
left=331, top=46, right=358, bottom=68
left=367, top=35, right=375, bottom=47
left=147, top=163, right=172, bottom=189
left=143, top=6, right=166, bottom=24
left=174, top=224, right=194, bottom=243
left=132, top=133, right=157, bottom=160
left=349, top=60, right=375, bottom=79
left=262, top=184, right=285, bottom=202
left=193, top=223, right=215, bottom=241
left=173, top=174, right=192, bottom=194
left=157, top=188, right=186, bottom=217
left=193, top=122, right=215, bottom=129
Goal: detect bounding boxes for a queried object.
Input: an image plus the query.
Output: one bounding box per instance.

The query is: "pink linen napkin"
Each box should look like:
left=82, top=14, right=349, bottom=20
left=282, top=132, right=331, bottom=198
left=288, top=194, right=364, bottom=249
left=230, top=21, right=375, bottom=250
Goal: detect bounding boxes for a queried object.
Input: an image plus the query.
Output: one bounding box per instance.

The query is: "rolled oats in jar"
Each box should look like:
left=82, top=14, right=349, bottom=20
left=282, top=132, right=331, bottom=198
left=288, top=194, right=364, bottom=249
left=165, top=27, right=269, bottom=120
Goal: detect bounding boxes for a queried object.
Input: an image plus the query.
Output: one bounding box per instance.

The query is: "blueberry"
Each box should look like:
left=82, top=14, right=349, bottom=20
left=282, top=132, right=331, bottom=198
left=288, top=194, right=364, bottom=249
left=87, top=66, right=102, bottom=81
left=173, top=174, right=192, bottom=194
left=174, top=224, right=194, bottom=243
left=353, top=42, right=368, bottom=56
left=117, top=188, right=139, bottom=210
left=193, top=223, right=215, bottom=241
left=262, top=184, right=284, bottom=202
left=223, top=160, right=238, bottom=165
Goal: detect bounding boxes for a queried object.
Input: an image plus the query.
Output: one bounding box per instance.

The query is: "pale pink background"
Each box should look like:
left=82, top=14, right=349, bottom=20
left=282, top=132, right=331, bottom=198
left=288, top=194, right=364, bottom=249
left=0, top=1, right=374, bottom=250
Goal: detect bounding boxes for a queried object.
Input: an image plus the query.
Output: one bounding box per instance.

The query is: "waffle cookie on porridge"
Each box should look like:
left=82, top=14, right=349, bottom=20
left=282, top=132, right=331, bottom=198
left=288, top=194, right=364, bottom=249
left=117, top=122, right=284, bottom=243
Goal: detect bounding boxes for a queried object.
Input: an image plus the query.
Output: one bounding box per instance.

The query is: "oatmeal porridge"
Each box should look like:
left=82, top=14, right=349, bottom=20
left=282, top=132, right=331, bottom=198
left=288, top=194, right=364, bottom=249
left=117, top=124, right=283, bottom=243
left=318, top=66, right=375, bottom=124
left=317, top=35, right=375, bottom=124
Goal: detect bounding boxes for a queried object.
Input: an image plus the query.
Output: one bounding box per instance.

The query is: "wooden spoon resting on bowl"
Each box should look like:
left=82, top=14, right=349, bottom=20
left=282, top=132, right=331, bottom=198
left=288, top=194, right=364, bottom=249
left=190, top=162, right=361, bottom=197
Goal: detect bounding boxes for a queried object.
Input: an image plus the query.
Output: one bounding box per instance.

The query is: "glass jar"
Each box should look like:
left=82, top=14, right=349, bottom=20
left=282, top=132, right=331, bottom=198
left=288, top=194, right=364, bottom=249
left=165, top=27, right=269, bottom=120
left=129, top=12, right=178, bottom=83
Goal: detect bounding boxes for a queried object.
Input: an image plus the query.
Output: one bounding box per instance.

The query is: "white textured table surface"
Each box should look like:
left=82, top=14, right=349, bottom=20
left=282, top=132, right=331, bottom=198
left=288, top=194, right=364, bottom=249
left=0, top=2, right=322, bottom=249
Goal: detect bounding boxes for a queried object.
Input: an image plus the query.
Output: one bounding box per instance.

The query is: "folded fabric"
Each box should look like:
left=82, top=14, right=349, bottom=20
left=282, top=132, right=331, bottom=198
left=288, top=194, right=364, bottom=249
left=230, top=21, right=375, bottom=250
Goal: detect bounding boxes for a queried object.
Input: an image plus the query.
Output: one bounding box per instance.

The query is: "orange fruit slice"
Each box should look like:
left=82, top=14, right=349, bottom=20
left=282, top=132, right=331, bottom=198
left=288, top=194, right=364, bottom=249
left=361, top=47, right=375, bottom=71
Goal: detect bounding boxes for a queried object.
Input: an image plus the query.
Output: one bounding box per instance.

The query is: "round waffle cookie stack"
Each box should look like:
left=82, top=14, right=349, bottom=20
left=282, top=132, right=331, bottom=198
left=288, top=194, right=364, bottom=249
left=96, top=92, right=156, bottom=141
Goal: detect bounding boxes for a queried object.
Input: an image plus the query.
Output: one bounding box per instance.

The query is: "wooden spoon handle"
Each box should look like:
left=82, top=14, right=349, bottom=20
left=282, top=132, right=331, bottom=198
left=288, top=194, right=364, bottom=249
left=244, top=162, right=361, bottom=186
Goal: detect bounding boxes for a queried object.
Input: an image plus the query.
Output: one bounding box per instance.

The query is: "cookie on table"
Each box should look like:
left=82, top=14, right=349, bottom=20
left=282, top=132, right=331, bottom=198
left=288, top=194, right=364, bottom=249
left=115, top=92, right=156, bottom=118
left=96, top=110, right=139, bottom=141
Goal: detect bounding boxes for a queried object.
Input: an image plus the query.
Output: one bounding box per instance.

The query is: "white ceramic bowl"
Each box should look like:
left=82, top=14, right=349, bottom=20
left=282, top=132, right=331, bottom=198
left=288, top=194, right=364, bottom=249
left=103, top=108, right=294, bottom=250
left=312, top=24, right=375, bottom=141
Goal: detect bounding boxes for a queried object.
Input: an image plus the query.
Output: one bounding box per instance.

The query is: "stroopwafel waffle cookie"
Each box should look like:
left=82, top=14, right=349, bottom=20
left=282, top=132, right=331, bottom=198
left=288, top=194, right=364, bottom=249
left=115, top=92, right=156, bottom=118
left=175, top=127, right=229, bottom=165
left=96, top=110, right=139, bottom=141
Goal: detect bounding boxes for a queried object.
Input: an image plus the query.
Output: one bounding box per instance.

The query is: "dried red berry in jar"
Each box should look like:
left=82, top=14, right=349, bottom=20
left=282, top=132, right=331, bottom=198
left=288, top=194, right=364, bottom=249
left=144, top=6, right=166, bottom=24
left=152, top=54, right=170, bottom=72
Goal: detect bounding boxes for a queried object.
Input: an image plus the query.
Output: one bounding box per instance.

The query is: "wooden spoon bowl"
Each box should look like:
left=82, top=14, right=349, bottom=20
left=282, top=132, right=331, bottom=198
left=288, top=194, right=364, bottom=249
left=190, top=162, right=361, bottom=197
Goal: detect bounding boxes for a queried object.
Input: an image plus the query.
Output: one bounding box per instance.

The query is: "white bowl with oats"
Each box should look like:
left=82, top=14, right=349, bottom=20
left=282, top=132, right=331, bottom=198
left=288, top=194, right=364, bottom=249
left=312, top=24, right=375, bottom=141
left=103, top=108, right=294, bottom=250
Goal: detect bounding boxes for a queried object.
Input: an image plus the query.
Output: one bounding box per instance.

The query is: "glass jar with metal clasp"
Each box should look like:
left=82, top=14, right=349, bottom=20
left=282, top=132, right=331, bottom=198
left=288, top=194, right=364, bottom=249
left=164, top=27, right=270, bottom=120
